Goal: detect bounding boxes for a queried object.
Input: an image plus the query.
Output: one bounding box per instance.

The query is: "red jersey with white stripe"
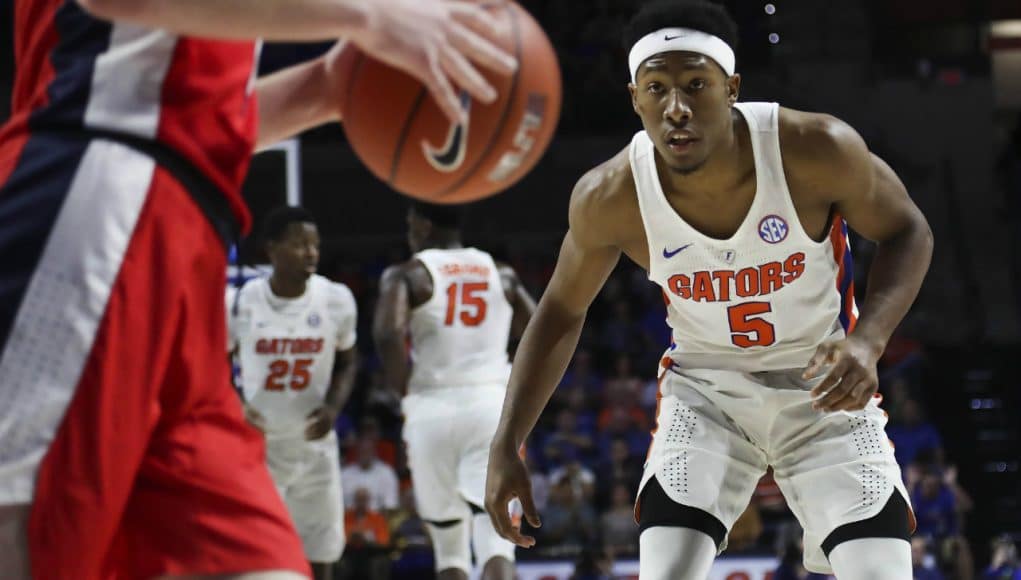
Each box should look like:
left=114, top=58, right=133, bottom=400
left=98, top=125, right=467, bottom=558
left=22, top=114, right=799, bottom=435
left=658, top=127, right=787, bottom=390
left=630, top=102, right=857, bottom=373
left=0, top=0, right=259, bottom=230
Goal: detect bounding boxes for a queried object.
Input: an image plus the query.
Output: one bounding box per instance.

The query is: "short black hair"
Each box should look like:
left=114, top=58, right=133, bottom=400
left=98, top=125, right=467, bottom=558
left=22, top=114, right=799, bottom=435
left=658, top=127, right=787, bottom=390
left=262, top=205, right=316, bottom=243
left=408, top=200, right=465, bottom=230
left=622, top=0, right=738, bottom=54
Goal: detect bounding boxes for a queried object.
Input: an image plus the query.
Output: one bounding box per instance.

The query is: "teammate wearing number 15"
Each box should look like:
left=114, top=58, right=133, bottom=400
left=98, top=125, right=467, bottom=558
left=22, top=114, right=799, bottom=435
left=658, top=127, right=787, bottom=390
left=486, top=3, right=934, bottom=579
left=228, top=206, right=359, bottom=580
left=374, top=202, right=536, bottom=580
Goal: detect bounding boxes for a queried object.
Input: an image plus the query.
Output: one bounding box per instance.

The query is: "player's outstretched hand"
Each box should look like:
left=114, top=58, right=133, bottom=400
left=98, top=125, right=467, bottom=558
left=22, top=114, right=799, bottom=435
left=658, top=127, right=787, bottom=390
left=244, top=404, right=268, bottom=434
left=803, top=336, right=881, bottom=413
left=348, top=0, right=518, bottom=124
left=485, top=443, right=541, bottom=548
left=304, top=407, right=336, bottom=440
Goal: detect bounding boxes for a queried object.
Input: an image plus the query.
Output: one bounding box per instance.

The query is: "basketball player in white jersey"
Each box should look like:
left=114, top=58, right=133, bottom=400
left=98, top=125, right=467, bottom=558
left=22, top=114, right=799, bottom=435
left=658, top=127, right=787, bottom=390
left=373, top=202, right=536, bottom=580
left=228, top=206, right=358, bottom=580
left=485, top=2, right=934, bottom=579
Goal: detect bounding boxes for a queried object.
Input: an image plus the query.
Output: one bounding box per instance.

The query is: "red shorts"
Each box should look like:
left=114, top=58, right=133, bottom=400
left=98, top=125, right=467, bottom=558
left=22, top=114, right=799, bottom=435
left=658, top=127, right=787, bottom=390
left=0, top=136, right=308, bottom=578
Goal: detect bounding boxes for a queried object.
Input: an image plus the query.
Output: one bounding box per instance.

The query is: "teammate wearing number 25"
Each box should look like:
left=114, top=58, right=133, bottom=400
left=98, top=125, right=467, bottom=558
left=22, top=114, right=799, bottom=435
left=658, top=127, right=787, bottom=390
left=486, top=2, right=934, bottom=579
left=374, top=202, right=536, bottom=580
left=228, top=206, right=358, bottom=580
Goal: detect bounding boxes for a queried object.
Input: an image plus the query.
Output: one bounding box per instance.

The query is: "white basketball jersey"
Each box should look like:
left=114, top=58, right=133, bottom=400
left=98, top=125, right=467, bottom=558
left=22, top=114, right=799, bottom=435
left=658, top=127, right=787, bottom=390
left=630, top=102, right=858, bottom=373
left=407, top=248, right=513, bottom=393
left=228, top=274, right=357, bottom=437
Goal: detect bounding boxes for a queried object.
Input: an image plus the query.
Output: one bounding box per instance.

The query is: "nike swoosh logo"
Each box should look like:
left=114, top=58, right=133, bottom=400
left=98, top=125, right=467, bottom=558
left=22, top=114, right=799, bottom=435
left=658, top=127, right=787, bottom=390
left=422, top=90, right=471, bottom=172
left=663, top=244, right=693, bottom=258
left=664, top=34, right=687, bottom=41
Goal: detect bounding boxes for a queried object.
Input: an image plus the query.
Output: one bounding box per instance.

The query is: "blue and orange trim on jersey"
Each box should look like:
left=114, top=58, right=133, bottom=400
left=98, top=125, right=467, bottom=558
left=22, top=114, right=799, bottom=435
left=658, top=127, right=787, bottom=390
left=828, top=214, right=858, bottom=333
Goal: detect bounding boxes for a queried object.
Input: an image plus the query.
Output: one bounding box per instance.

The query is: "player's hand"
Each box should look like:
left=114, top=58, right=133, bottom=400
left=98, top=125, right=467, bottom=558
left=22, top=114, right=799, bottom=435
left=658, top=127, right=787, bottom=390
left=803, top=336, right=882, bottom=413
left=485, top=442, right=541, bottom=548
left=244, top=404, right=268, bottom=434
left=348, top=0, right=518, bottom=124
left=304, top=407, right=336, bottom=440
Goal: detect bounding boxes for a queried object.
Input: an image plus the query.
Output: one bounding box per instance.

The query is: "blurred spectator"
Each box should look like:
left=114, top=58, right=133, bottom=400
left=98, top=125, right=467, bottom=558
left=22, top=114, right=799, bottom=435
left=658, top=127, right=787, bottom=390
left=542, top=473, right=599, bottom=554
left=600, top=483, right=639, bottom=557
left=637, top=286, right=671, bottom=359
left=340, top=487, right=391, bottom=580
left=549, top=452, right=597, bottom=504
left=596, top=405, right=651, bottom=459
left=912, top=467, right=959, bottom=541
left=753, top=468, right=794, bottom=549
left=543, top=409, right=596, bottom=466
left=912, top=467, right=975, bottom=580
left=560, top=349, right=604, bottom=394
left=599, top=300, right=643, bottom=355
left=639, top=375, right=661, bottom=412
left=912, top=536, right=945, bottom=580
left=343, top=415, right=398, bottom=466
left=983, top=535, right=1021, bottom=580
left=598, top=355, right=649, bottom=432
left=563, top=386, right=599, bottom=436
left=887, top=398, right=945, bottom=467
left=569, top=545, right=615, bottom=580
left=772, top=522, right=829, bottom=580
left=728, top=503, right=764, bottom=554
left=526, top=454, right=551, bottom=512
left=594, top=438, right=643, bottom=509
left=342, top=436, right=399, bottom=512
left=597, top=384, right=648, bottom=432
left=604, top=354, right=642, bottom=396
left=387, top=488, right=434, bottom=580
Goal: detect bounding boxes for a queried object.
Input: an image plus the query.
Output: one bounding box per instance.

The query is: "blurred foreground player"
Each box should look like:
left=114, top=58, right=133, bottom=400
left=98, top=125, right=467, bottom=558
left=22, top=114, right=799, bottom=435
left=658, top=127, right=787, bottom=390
left=485, top=2, right=933, bottom=580
left=229, top=207, right=358, bottom=580
left=374, top=202, right=536, bottom=580
left=0, top=0, right=516, bottom=578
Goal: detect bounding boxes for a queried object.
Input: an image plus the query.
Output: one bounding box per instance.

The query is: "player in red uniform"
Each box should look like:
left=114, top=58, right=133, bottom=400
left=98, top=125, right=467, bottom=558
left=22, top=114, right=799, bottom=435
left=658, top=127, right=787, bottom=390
left=0, top=1, right=516, bottom=579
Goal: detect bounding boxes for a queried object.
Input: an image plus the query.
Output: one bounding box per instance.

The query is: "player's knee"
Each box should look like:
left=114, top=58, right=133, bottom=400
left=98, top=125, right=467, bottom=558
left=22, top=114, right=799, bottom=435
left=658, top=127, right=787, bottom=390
left=425, top=518, right=471, bottom=574
left=472, top=512, right=516, bottom=569
left=637, top=476, right=727, bottom=550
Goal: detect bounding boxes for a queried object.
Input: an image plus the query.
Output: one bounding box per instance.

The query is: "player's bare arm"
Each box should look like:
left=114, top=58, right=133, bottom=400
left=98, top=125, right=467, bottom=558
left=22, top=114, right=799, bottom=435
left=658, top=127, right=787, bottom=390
left=485, top=155, right=636, bottom=548
left=781, top=110, right=934, bottom=412
left=373, top=265, right=414, bottom=399
left=373, top=260, right=435, bottom=397
left=76, top=0, right=516, bottom=125
left=306, top=346, right=358, bottom=440
left=497, top=265, right=537, bottom=343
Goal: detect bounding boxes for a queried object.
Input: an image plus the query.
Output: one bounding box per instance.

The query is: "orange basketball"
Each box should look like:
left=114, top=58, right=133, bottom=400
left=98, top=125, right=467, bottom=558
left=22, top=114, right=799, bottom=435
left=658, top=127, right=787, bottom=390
left=338, top=1, right=562, bottom=204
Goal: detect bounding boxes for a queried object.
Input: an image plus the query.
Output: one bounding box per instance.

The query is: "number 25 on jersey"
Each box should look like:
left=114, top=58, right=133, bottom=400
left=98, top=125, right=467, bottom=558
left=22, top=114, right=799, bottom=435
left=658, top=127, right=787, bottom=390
left=264, top=358, right=313, bottom=391
left=445, top=282, right=488, bottom=326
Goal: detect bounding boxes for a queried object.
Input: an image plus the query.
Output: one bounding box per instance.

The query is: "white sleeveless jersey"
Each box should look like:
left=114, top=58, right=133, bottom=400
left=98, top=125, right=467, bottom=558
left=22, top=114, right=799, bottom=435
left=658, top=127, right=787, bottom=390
left=227, top=274, right=357, bottom=438
left=407, top=248, right=513, bottom=393
left=630, top=102, right=858, bottom=373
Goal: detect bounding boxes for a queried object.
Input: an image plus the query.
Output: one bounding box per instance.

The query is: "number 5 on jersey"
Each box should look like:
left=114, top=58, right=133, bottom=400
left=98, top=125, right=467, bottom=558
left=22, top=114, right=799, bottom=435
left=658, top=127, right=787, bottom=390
left=445, top=282, right=488, bottom=326
left=727, top=302, right=776, bottom=348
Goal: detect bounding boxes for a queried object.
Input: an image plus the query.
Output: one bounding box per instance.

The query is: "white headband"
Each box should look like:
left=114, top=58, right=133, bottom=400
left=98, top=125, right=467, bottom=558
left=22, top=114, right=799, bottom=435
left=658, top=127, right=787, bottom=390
left=628, top=27, right=735, bottom=82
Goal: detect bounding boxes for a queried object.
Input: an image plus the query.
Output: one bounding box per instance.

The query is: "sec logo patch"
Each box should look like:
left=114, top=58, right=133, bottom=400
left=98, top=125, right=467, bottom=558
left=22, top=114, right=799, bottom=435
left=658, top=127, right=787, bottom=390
left=758, top=215, right=789, bottom=244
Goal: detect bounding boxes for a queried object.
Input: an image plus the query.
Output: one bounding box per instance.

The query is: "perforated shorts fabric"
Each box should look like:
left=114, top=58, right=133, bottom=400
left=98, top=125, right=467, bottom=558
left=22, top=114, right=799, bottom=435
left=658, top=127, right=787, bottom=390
left=637, top=366, right=911, bottom=575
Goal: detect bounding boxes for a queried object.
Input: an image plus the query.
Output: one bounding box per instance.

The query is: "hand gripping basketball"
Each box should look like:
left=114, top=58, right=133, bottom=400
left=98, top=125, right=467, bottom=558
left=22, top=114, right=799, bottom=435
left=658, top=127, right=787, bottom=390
left=347, top=0, right=518, bottom=124
left=339, top=0, right=562, bottom=203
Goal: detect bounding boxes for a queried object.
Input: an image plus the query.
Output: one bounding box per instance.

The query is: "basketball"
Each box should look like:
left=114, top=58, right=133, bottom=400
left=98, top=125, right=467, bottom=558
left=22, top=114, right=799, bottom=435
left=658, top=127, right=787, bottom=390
left=338, top=1, right=562, bottom=204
